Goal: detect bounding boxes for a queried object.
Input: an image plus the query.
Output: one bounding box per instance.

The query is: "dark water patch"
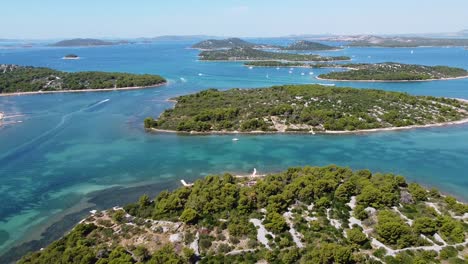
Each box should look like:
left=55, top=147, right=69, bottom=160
left=0, top=179, right=178, bottom=263
left=0, top=230, right=9, bottom=247
left=0, top=208, right=90, bottom=264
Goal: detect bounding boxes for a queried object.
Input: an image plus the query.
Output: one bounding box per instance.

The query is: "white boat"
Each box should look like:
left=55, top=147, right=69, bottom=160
left=198, top=73, right=203, bottom=76
left=252, top=168, right=257, bottom=177
left=309, top=72, right=314, bottom=75
left=248, top=66, right=253, bottom=69
left=301, top=72, right=305, bottom=76
left=181, top=180, right=194, bottom=187
left=276, top=67, right=280, bottom=70
left=319, top=83, right=335, bottom=86
left=232, top=138, right=239, bottom=141
left=411, top=50, right=414, bottom=54
left=289, top=71, right=293, bottom=74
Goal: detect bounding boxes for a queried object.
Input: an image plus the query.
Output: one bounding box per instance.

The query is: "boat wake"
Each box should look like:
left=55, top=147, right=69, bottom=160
left=83, top=99, right=110, bottom=112
left=0, top=99, right=110, bottom=164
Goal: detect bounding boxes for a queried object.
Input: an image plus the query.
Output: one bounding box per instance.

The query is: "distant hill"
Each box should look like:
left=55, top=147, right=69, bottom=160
left=192, top=38, right=256, bottom=49
left=50, top=38, right=115, bottom=47
left=282, top=40, right=340, bottom=50
left=199, top=47, right=350, bottom=61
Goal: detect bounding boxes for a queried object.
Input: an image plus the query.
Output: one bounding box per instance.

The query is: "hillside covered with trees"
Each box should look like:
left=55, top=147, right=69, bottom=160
left=18, top=165, right=468, bottom=263
left=318, top=63, right=468, bottom=81
left=281, top=40, right=341, bottom=51
left=191, top=38, right=274, bottom=50
left=145, top=85, right=468, bottom=133
left=0, top=64, right=166, bottom=93
left=49, top=38, right=116, bottom=47
left=199, top=47, right=350, bottom=62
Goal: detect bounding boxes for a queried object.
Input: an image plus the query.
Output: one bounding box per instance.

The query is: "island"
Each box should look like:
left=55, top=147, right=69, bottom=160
left=191, top=38, right=274, bottom=50
left=0, top=64, right=166, bottom=95
left=50, top=38, right=115, bottom=47
left=62, top=54, right=80, bottom=60
left=281, top=40, right=341, bottom=51
left=18, top=165, right=468, bottom=264
left=199, top=47, right=350, bottom=62
left=144, top=85, right=468, bottom=133
left=317, top=63, right=468, bottom=82
left=243, top=61, right=468, bottom=81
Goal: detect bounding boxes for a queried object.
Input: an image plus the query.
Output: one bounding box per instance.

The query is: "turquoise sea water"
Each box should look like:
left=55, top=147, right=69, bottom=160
left=0, top=40, right=467, bottom=259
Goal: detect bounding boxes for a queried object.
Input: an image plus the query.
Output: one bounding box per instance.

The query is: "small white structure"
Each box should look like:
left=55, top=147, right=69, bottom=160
left=181, top=180, right=194, bottom=187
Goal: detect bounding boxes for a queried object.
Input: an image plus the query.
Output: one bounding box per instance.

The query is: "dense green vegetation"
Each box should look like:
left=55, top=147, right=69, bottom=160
left=318, top=63, right=468, bottom=81
left=199, top=47, right=350, bottom=61
left=0, top=64, right=166, bottom=93
left=19, top=165, right=468, bottom=263
left=145, top=85, right=468, bottom=133
left=50, top=38, right=115, bottom=47
left=282, top=40, right=340, bottom=51
left=191, top=38, right=274, bottom=50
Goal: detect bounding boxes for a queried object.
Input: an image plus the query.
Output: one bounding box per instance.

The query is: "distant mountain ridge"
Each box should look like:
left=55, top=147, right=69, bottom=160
left=50, top=38, right=116, bottom=47
left=320, top=35, right=468, bottom=47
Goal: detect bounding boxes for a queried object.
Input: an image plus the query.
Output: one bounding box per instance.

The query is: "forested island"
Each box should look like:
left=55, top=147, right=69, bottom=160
left=144, top=85, right=468, bottom=133
left=0, top=64, right=166, bottom=94
left=192, top=38, right=340, bottom=51
left=281, top=40, right=341, bottom=51
left=18, top=165, right=468, bottom=263
left=199, top=47, right=350, bottom=62
left=317, top=63, right=468, bottom=81
left=191, top=38, right=274, bottom=50
left=243, top=61, right=468, bottom=81
left=50, top=38, right=116, bottom=47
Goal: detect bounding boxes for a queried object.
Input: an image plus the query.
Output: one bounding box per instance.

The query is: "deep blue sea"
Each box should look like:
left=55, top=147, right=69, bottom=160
left=0, top=39, right=467, bottom=258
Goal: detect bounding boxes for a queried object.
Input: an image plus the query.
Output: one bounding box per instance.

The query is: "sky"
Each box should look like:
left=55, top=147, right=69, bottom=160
left=1, top=0, right=467, bottom=39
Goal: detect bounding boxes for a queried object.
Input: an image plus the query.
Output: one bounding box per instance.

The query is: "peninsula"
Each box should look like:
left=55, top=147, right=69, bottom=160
left=18, top=165, right=468, bottom=264
left=317, top=63, right=468, bottom=81
left=199, top=47, right=350, bottom=62
left=0, top=64, right=166, bottom=95
left=144, top=85, right=468, bottom=133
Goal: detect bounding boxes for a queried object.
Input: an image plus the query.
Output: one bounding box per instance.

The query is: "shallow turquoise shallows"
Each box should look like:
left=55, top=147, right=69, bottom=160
left=0, top=40, right=467, bottom=257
